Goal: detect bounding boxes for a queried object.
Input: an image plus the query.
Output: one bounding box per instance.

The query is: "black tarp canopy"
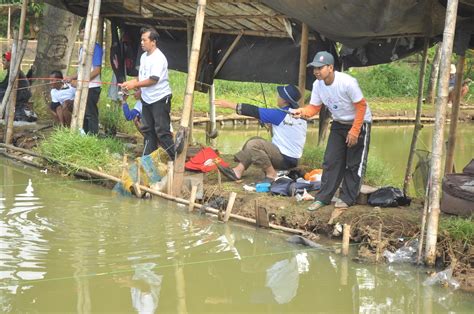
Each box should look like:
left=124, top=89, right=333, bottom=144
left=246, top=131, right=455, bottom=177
left=45, top=0, right=474, bottom=86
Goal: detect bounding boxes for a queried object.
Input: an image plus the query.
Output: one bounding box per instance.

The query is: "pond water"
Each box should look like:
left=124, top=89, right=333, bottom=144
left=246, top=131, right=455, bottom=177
left=194, top=122, right=474, bottom=185
left=1, top=158, right=473, bottom=313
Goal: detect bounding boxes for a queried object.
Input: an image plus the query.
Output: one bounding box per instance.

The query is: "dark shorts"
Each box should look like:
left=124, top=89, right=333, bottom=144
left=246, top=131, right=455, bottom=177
left=50, top=102, right=61, bottom=111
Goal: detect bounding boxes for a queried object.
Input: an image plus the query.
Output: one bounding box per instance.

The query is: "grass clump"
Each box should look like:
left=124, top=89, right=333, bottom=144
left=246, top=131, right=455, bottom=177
left=301, top=145, right=396, bottom=187
left=38, top=127, right=125, bottom=172
left=440, top=216, right=474, bottom=246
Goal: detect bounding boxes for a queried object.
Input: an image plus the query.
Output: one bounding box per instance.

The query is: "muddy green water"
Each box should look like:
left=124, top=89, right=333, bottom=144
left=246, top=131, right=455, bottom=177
left=1, top=158, right=473, bottom=313
left=195, top=122, right=474, bottom=184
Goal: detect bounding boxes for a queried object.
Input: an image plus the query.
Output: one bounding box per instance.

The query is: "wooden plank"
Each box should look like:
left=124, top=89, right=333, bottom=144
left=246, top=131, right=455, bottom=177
left=223, top=192, right=237, bottom=222
left=188, top=185, right=198, bottom=212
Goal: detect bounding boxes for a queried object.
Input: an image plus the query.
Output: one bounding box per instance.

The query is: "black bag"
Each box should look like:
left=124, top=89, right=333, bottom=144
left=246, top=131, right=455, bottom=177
left=368, top=187, right=411, bottom=207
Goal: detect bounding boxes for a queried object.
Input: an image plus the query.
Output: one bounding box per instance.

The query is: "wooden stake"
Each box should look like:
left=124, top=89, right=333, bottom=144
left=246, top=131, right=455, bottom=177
left=342, top=224, right=351, bottom=256
left=425, top=0, right=459, bottom=266
left=167, top=161, right=174, bottom=195
left=207, top=84, right=216, bottom=147
left=223, top=192, right=237, bottom=222
left=298, top=23, right=309, bottom=107
left=188, top=185, right=198, bottom=212
left=173, top=0, right=207, bottom=196
left=375, top=223, right=383, bottom=263
left=426, top=43, right=442, bottom=105
left=7, top=6, right=11, bottom=45
left=403, top=38, right=429, bottom=195
left=445, top=55, right=465, bottom=174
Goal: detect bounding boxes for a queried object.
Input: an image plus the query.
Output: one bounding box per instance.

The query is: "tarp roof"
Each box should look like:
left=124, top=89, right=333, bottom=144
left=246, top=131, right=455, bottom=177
left=45, top=0, right=474, bottom=85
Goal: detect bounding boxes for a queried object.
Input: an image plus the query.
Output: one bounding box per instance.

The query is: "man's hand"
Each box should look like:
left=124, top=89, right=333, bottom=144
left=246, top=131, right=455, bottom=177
left=120, top=79, right=138, bottom=91
left=290, top=108, right=303, bottom=119
left=214, top=99, right=237, bottom=109
left=346, top=133, right=358, bottom=147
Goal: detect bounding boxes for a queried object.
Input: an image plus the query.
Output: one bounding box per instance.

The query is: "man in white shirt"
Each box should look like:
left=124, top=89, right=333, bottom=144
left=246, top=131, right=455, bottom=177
left=121, top=27, right=174, bottom=159
left=293, top=51, right=372, bottom=211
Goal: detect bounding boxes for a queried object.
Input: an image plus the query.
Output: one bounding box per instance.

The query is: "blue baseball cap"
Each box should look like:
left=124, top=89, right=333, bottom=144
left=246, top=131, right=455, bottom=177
left=277, top=84, right=301, bottom=108
left=307, top=51, right=334, bottom=68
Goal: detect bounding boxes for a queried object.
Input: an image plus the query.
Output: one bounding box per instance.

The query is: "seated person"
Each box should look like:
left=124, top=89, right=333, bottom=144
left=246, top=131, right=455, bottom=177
left=49, top=70, right=75, bottom=126
left=214, top=85, right=307, bottom=182
left=1, top=51, right=36, bottom=122
left=448, top=78, right=471, bottom=105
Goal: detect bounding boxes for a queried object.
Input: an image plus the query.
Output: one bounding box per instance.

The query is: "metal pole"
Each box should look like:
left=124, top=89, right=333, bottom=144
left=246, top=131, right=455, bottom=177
left=444, top=55, right=465, bottom=174
left=425, top=0, right=459, bottom=266
left=403, top=38, right=429, bottom=195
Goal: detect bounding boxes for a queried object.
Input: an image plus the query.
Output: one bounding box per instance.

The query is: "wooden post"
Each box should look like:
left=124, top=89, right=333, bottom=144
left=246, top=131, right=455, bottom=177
left=173, top=0, right=207, bottom=196
left=4, top=0, right=28, bottom=144
left=298, top=23, right=309, bottom=107
left=403, top=38, right=429, bottom=195
left=186, top=20, right=192, bottom=65
left=7, top=6, right=11, bottom=45
left=207, top=84, right=217, bottom=147
left=223, top=192, right=236, bottom=222
left=342, top=224, right=351, bottom=256
left=444, top=55, right=465, bottom=174
left=375, top=223, right=383, bottom=263
left=425, top=0, right=459, bottom=266
left=426, top=43, right=442, bottom=105
left=188, top=185, right=198, bottom=212
left=167, top=161, right=174, bottom=195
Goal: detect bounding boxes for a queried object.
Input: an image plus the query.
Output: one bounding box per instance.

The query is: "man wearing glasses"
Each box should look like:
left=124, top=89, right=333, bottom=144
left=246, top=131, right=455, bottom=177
left=292, top=51, right=372, bottom=211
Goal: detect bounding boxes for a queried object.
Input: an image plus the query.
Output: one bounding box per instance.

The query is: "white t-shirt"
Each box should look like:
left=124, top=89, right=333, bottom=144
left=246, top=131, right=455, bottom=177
left=310, top=71, right=372, bottom=123
left=139, top=48, right=172, bottom=104
left=272, top=115, right=307, bottom=159
left=51, top=84, right=76, bottom=105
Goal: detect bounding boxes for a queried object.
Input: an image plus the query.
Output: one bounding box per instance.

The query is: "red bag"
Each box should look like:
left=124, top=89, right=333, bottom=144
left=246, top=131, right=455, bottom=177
left=185, top=147, right=229, bottom=173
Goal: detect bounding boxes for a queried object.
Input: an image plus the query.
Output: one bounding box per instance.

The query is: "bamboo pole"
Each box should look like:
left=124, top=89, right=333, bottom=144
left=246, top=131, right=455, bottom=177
left=167, top=161, right=174, bottom=195
left=173, top=0, right=207, bottom=196
left=298, top=23, right=309, bottom=107
left=403, top=38, right=429, bottom=195
left=76, top=0, right=102, bottom=131
left=71, top=0, right=95, bottom=130
left=425, top=0, right=459, bottom=266
left=342, top=224, right=351, bottom=256
left=426, top=43, right=442, bottom=105
left=213, top=31, right=243, bottom=77
left=7, top=6, right=11, bottom=45
left=4, top=0, right=28, bottom=144
left=207, top=84, right=217, bottom=147
left=444, top=55, right=465, bottom=174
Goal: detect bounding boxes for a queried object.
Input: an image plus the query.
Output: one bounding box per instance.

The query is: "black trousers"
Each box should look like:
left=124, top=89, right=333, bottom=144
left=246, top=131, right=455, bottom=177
left=83, top=87, right=101, bottom=134
left=141, top=95, right=175, bottom=159
left=316, top=121, right=371, bottom=205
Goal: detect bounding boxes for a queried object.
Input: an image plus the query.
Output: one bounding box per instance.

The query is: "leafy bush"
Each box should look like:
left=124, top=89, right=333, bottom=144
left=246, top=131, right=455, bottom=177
left=440, top=216, right=474, bottom=246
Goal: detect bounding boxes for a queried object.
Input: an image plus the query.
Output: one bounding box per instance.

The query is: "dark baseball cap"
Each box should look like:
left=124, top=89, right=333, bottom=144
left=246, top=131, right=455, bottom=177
left=307, top=51, right=334, bottom=68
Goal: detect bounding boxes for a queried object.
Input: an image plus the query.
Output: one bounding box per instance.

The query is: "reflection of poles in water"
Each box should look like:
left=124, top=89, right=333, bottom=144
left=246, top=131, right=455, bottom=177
left=175, top=262, right=187, bottom=313
left=73, top=245, right=91, bottom=314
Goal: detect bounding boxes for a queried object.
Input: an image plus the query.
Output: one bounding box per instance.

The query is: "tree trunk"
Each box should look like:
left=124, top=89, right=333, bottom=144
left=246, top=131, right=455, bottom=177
left=31, top=4, right=80, bottom=107
left=425, top=43, right=442, bottom=105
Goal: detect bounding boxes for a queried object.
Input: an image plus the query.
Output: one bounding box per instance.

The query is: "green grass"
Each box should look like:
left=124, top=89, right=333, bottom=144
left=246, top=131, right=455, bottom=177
left=440, top=216, right=474, bottom=246
left=37, top=127, right=125, bottom=172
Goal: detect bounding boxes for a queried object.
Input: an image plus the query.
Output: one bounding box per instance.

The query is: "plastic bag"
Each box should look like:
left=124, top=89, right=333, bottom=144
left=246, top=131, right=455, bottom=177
left=368, top=186, right=411, bottom=207
left=423, top=268, right=460, bottom=289
left=383, top=239, right=418, bottom=263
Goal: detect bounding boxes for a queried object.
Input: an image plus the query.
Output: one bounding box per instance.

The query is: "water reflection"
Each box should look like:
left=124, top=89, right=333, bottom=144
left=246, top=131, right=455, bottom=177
left=1, top=158, right=473, bottom=313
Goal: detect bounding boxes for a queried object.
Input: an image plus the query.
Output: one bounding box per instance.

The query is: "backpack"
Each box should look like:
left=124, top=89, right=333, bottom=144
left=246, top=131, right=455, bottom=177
left=270, top=177, right=320, bottom=197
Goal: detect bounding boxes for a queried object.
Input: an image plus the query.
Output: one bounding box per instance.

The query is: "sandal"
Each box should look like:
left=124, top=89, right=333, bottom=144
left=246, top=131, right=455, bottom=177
left=307, top=200, right=327, bottom=212
left=216, top=163, right=240, bottom=181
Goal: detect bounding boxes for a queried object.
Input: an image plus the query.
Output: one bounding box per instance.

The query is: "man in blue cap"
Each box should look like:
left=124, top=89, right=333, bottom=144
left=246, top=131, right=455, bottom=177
left=214, top=85, right=307, bottom=182
left=292, top=51, right=372, bottom=211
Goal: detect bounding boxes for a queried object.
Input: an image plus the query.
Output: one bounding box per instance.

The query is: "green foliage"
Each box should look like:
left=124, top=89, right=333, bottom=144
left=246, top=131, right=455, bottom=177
left=350, top=62, right=419, bottom=97
left=301, top=145, right=396, bottom=187
left=37, top=127, right=124, bottom=172
left=440, top=216, right=474, bottom=246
